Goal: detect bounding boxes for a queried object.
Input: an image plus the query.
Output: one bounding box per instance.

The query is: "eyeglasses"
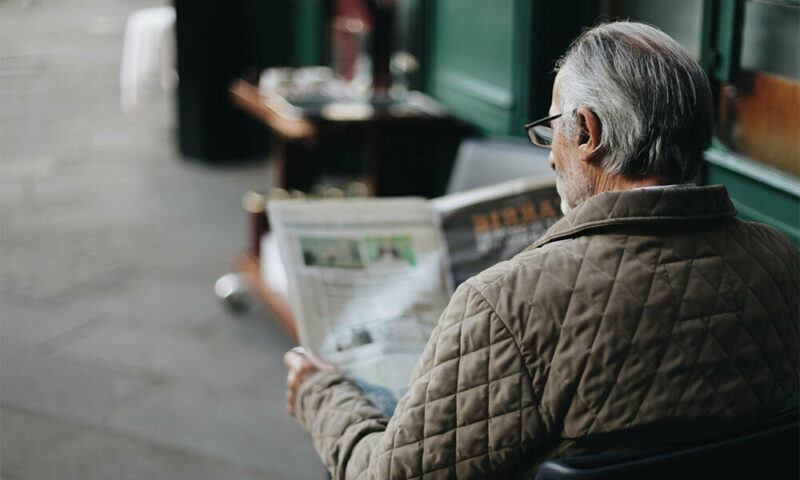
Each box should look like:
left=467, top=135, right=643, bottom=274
left=524, top=113, right=562, bottom=148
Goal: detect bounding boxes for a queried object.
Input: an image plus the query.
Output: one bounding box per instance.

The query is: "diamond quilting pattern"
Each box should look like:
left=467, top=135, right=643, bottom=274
left=294, top=186, right=798, bottom=480
left=329, top=280, right=543, bottom=479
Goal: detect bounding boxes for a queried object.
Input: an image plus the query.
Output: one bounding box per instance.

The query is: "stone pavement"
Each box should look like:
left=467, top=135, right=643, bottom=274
left=0, top=0, right=326, bottom=478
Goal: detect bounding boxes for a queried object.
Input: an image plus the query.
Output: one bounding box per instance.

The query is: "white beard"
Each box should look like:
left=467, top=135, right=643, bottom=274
left=558, top=189, right=571, bottom=215
left=555, top=163, right=594, bottom=215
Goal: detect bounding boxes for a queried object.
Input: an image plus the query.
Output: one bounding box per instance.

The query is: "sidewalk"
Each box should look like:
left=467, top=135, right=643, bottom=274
left=0, top=1, right=325, bottom=478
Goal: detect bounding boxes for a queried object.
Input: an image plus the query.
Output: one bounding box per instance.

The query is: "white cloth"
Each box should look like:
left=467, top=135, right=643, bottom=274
left=120, top=6, right=176, bottom=113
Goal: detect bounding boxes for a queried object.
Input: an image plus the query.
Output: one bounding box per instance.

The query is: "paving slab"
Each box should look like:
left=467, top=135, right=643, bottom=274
left=0, top=248, right=135, bottom=303
left=0, top=299, right=98, bottom=345
left=1, top=405, right=273, bottom=480
left=0, top=344, right=154, bottom=425
left=54, top=321, right=276, bottom=390
left=104, top=380, right=327, bottom=479
left=62, top=276, right=224, bottom=328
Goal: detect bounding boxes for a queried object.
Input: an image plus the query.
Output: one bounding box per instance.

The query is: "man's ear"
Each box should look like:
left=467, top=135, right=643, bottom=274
left=575, top=107, right=602, bottom=163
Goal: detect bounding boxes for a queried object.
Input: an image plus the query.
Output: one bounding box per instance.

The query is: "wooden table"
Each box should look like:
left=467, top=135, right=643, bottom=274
left=229, top=77, right=467, bottom=197
left=230, top=79, right=314, bottom=141
left=229, top=76, right=470, bottom=332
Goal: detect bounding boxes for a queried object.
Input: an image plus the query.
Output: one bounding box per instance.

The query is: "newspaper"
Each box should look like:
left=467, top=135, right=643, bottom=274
left=268, top=198, right=450, bottom=401
left=267, top=177, right=561, bottom=402
left=431, top=176, right=560, bottom=288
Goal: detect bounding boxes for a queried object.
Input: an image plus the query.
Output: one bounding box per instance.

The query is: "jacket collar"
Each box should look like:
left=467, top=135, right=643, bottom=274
left=529, top=184, right=737, bottom=249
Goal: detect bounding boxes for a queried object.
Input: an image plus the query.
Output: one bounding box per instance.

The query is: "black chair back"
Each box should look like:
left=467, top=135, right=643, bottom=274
left=534, top=420, right=799, bottom=480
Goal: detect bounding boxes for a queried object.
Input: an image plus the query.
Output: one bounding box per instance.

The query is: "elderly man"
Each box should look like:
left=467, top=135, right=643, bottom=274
left=284, top=22, right=799, bottom=478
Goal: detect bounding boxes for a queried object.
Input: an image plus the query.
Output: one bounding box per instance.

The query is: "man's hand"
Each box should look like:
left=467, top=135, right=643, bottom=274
left=283, top=347, right=336, bottom=416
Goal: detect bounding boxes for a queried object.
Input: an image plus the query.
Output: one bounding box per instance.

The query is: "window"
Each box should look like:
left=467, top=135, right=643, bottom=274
left=716, top=0, right=800, bottom=177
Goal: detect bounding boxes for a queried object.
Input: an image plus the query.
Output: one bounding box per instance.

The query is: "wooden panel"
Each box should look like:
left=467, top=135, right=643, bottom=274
left=718, top=72, right=800, bottom=177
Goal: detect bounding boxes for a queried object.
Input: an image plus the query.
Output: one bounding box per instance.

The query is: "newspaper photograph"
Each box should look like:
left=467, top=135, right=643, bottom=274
left=268, top=198, right=451, bottom=401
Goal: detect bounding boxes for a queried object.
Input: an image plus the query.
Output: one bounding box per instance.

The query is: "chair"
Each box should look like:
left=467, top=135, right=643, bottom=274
left=445, top=137, right=553, bottom=194
left=534, top=419, right=799, bottom=480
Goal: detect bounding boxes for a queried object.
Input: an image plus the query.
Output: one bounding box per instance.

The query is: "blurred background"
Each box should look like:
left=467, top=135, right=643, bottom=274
left=0, top=0, right=797, bottom=479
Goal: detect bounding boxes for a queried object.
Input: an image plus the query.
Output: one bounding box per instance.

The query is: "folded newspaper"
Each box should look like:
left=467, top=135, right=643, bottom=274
left=268, top=176, right=561, bottom=403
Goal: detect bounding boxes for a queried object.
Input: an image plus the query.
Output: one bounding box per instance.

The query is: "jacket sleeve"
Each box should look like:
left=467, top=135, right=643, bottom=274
left=294, top=281, right=544, bottom=479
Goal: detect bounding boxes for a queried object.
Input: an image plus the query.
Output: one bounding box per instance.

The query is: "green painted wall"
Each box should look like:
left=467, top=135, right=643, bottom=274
left=290, top=0, right=327, bottom=66
left=704, top=147, right=800, bottom=246
left=423, top=0, right=596, bottom=136
left=426, top=0, right=527, bottom=135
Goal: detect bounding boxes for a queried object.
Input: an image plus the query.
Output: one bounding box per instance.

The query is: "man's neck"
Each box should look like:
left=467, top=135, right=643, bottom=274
left=593, top=172, right=664, bottom=195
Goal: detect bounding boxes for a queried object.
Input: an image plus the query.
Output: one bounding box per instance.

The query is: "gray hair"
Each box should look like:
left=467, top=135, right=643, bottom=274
left=555, top=22, right=713, bottom=183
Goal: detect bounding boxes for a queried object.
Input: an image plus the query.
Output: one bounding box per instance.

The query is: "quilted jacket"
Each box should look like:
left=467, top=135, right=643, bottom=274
left=294, top=184, right=799, bottom=479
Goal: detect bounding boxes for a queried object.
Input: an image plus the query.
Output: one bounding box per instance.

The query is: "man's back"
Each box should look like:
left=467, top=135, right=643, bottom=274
left=469, top=185, right=799, bottom=474
left=289, top=185, right=799, bottom=480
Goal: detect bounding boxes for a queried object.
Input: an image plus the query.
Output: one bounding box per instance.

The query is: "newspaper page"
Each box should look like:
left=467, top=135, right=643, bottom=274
left=430, top=176, right=562, bottom=289
left=268, top=198, right=450, bottom=401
